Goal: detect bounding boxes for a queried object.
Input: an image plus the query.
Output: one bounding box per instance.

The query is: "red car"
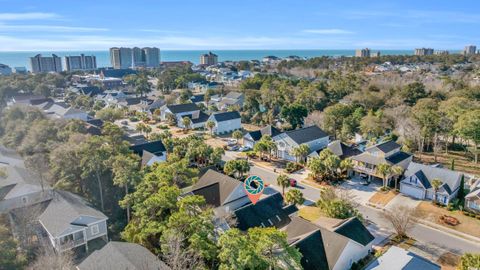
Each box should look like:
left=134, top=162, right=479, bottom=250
left=289, top=179, right=297, bottom=187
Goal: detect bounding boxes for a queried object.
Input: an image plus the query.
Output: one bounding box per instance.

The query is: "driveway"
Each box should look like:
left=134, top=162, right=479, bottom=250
left=340, top=177, right=380, bottom=206
left=385, top=193, right=421, bottom=211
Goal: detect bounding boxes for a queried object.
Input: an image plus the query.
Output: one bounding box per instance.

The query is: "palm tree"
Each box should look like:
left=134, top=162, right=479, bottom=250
left=391, top=165, right=404, bottom=190
left=376, top=163, right=392, bottom=188
left=153, top=109, right=161, bottom=121
left=136, top=122, right=146, bottom=135
left=232, top=130, right=243, bottom=146
left=292, top=144, right=310, bottom=164
left=285, top=189, right=305, bottom=206
left=206, top=120, right=216, bottom=136
left=182, top=116, right=192, bottom=132
left=339, top=158, right=354, bottom=178
left=431, top=178, right=443, bottom=204
left=277, top=174, right=290, bottom=195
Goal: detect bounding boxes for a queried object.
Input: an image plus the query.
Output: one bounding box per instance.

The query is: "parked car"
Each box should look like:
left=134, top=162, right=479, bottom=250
left=227, top=145, right=239, bottom=151
left=289, top=179, right=297, bottom=187
left=239, top=146, right=250, bottom=152
left=121, top=120, right=128, bottom=125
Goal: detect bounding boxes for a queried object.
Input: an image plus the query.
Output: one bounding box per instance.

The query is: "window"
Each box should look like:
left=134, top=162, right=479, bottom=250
left=90, top=224, right=99, bottom=235
left=21, top=196, right=28, bottom=204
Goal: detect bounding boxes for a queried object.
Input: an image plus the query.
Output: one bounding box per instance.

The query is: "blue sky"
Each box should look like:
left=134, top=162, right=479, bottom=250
left=0, top=0, right=479, bottom=51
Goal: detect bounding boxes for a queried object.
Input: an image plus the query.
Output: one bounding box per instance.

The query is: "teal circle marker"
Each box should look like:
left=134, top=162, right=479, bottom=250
left=244, top=175, right=265, bottom=195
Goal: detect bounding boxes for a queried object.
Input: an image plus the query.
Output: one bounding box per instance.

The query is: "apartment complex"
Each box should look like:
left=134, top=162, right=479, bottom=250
left=434, top=50, right=449, bottom=55
left=30, top=54, right=62, bottom=73
left=200, top=51, right=218, bottom=66
left=414, top=48, right=434, bottom=56
left=109, top=47, right=160, bottom=69
left=64, top=54, right=97, bottom=71
left=355, top=48, right=371, bottom=57
left=464, top=45, right=477, bottom=55
left=0, top=63, right=12, bottom=75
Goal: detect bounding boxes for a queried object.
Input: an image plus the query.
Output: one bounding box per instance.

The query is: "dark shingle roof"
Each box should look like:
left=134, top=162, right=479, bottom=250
left=212, top=111, right=241, bottom=122
left=333, top=217, right=375, bottom=246
left=130, top=140, right=166, bottom=156
left=166, top=103, right=199, bottom=114
left=191, top=170, right=243, bottom=207
left=86, top=119, right=104, bottom=128
left=285, top=126, right=328, bottom=145
left=294, top=231, right=330, bottom=270
left=78, top=241, right=170, bottom=270
left=385, top=151, right=411, bottom=164
left=374, top=140, right=401, bottom=153
left=190, top=94, right=205, bottom=103
left=413, top=170, right=432, bottom=189
left=234, top=192, right=291, bottom=231
left=247, top=125, right=282, bottom=142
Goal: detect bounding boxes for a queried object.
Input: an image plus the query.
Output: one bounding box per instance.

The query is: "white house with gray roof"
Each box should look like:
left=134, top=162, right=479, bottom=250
left=400, top=162, right=462, bottom=205
left=274, top=125, right=330, bottom=162
left=39, top=190, right=108, bottom=253
left=160, top=103, right=209, bottom=129
left=0, top=146, right=52, bottom=214
left=207, top=111, right=241, bottom=134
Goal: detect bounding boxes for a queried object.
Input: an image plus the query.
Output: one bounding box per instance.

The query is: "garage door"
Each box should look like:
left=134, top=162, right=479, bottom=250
left=400, top=183, right=424, bottom=199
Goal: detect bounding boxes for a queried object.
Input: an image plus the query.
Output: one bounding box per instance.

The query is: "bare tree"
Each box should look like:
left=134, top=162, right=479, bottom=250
left=381, top=206, right=416, bottom=239
left=25, top=152, right=52, bottom=191
left=162, top=233, right=203, bottom=270
left=28, top=247, right=75, bottom=270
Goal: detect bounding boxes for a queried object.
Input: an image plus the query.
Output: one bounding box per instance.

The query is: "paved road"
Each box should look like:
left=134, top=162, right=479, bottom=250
left=249, top=165, right=480, bottom=254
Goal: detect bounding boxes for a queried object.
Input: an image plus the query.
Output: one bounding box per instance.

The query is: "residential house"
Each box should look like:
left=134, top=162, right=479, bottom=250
left=0, top=146, right=52, bottom=213
left=465, top=179, right=480, bottom=213
left=190, top=94, right=206, bottom=106
left=351, top=141, right=412, bottom=183
left=189, top=169, right=250, bottom=219
left=365, top=246, right=440, bottom=270
left=309, top=140, right=362, bottom=160
left=285, top=216, right=374, bottom=270
left=400, top=162, right=462, bottom=205
left=274, top=125, right=330, bottom=162
left=44, top=102, right=90, bottom=121
left=130, top=139, right=167, bottom=166
left=6, top=94, right=48, bottom=107
left=207, top=111, right=242, bottom=134
left=77, top=241, right=170, bottom=270
left=243, top=125, right=282, bottom=149
left=233, top=192, right=297, bottom=231
left=84, top=119, right=104, bottom=136
left=215, top=91, right=244, bottom=110
left=160, top=103, right=209, bottom=129
left=39, top=190, right=108, bottom=253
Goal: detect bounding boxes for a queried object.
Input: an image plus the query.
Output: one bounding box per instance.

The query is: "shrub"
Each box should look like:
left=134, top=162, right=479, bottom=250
left=157, top=124, right=169, bottom=129
left=285, top=162, right=301, bottom=173
left=129, top=116, right=139, bottom=122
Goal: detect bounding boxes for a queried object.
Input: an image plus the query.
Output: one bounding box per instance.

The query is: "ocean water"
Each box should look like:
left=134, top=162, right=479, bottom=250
left=0, top=49, right=413, bottom=70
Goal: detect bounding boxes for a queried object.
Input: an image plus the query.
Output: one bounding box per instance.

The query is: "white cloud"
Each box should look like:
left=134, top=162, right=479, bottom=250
left=0, top=24, right=108, bottom=32
left=0, top=12, right=59, bottom=21
left=302, top=29, right=354, bottom=34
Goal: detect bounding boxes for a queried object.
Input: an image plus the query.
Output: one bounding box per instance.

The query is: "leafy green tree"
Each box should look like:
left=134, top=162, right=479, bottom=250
left=112, top=154, right=142, bottom=222
left=455, top=109, right=480, bottom=163
left=218, top=228, right=302, bottom=270
left=323, top=104, right=354, bottom=139
left=276, top=174, right=290, bottom=195
left=224, top=160, right=250, bottom=179
left=280, top=103, right=308, bottom=129
left=160, top=195, right=217, bottom=266
left=284, top=189, right=305, bottom=206
left=0, top=224, right=26, bottom=269
left=96, top=107, right=124, bottom=122
left=232, top=130, right=243, bottom=145
left=182, top=116, right=192, bottom=131
left=317, top=187, right=361, bottom=219
left=458, top=253, right=480, bottom=270
left=401, top=82, right=428, bottom=105
left=412, top=98, right=441, bottom=152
